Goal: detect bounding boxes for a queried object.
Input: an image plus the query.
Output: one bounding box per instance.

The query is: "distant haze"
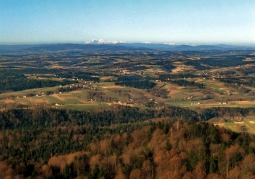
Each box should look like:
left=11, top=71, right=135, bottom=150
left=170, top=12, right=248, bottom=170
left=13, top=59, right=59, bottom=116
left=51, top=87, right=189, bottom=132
left=0, top=0, right=254, bottom=45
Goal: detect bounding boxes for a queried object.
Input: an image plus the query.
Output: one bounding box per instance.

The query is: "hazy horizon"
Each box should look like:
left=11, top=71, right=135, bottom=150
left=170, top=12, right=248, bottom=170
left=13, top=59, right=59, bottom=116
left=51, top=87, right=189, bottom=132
left=1, top=0, right=255, bottom=45
left=1, top=41, right=255, bottom=47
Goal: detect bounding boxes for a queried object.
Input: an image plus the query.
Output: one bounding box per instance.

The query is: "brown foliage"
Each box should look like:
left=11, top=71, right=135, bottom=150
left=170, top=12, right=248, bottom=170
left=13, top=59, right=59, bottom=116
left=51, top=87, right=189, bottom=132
left=241, top=154, right=255, bottom=174
left=169, top=156, right=182, bottom=172
left=182, top=172, right=194, bottom=179
left=206, top=173, right=224, bottom=179
left=99, top=139, right=111, bottom=155
left=129, top=169, right=141, bottom=179
left=114, top=163, right=127, bottom=179
left=228, top=166, right=241, bottom=179
left=221, top=133, right=231, bottom=143
left=140, top=160, right=153, bottom=179
left=193, top=162, right=206, bottom=179
left=100, top=154, right=118, bottom=172
left=179, top=152, right=188, bottom=160
left=225, top=144, right=245, bottom=174
left=148, top=129, right=165, bottom=151
left=3, top=120, right=255, bottom=178
left=210, top=143, right=221, bottom=157
left=48, top=151, right=87, bottom=172
left=249, top=141, right=255, bottom=150
left=40, top=165, right=52, bottom=178
left=89, top=142, right=99, bottom=154
left=89, top=154, right=101, bottom=169
left=0, top=161, right=13, bottom=179
left=186, top=139, right=205, bottom=153
left=130, top=129, right=148, bottom=149
left=113, top=134, right=122, bottom=146
left=241, top=173, right=255, bottom=179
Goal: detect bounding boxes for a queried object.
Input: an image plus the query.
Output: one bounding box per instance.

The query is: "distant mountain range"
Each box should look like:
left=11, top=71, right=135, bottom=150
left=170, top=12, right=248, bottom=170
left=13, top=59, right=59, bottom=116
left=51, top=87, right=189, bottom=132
left=0, top=42, right=254, bottom=52
left=84, top=39, right=126, bottom=44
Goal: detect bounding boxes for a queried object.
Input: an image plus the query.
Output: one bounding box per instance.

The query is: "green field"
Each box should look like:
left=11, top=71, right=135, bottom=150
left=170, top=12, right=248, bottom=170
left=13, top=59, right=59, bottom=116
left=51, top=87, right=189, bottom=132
left=213, top=118, right=255, bottom=134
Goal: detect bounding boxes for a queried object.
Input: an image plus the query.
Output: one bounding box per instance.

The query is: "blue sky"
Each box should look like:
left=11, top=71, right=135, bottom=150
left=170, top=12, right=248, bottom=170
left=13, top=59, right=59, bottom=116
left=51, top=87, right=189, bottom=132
left=0, top=0, right=254, bottom=45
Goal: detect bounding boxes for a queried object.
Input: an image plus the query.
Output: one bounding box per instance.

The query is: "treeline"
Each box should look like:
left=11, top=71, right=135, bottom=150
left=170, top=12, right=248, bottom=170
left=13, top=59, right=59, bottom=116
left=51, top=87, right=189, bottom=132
left=185, top=56, right=247, bottom=69
left=185, top=61, right=210, bottom=70
left=87, top=92, right=116, bottom=102
left=126, top=65, right=147, bottom=71
left=111, top=90, right=132, bottom=100
left=148, top=88, right=169, bottom=98
left=115, top=75, right=156, bottom=89
left=159, top=73, right=195, bottom=81
left=185, top=56, right=248, bottom=70
left=200, top=56, right=246, bottom=68
left=0, top=105, right=198, bottom=130
left=200, top=107, right=255, bottom=121
left=238, top=67, right=255, bottom=75
left=156, top=61, right=175, bottom=72
left=226, top=84, right=251, bottom=94
left=219, top=77, right=255, bottom=88
left=0, top=68, right=61, bottom=76
left=2, top=105, right=255, bottom=130
left=169, top=79, right=205, bottom=89
left=2, top=119, right=255, bottom=178
left=0, top=75, right=73, bottom=93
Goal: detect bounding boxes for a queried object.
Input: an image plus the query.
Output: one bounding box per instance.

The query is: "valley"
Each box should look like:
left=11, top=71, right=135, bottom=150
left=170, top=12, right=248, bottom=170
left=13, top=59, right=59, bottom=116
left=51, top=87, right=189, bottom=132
left=1, top=44, right=255, bottom=178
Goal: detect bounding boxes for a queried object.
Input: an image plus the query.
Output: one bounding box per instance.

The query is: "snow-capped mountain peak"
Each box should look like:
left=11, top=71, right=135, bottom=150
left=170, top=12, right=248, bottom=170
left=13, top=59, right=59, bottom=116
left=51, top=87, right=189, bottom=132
left=85, top=39, right=125, bottom=44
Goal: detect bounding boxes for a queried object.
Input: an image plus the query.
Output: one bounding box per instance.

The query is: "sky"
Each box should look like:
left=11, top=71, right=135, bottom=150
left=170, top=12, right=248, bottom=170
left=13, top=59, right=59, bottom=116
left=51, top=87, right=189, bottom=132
left=0, top=0, right=254, bottom=45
